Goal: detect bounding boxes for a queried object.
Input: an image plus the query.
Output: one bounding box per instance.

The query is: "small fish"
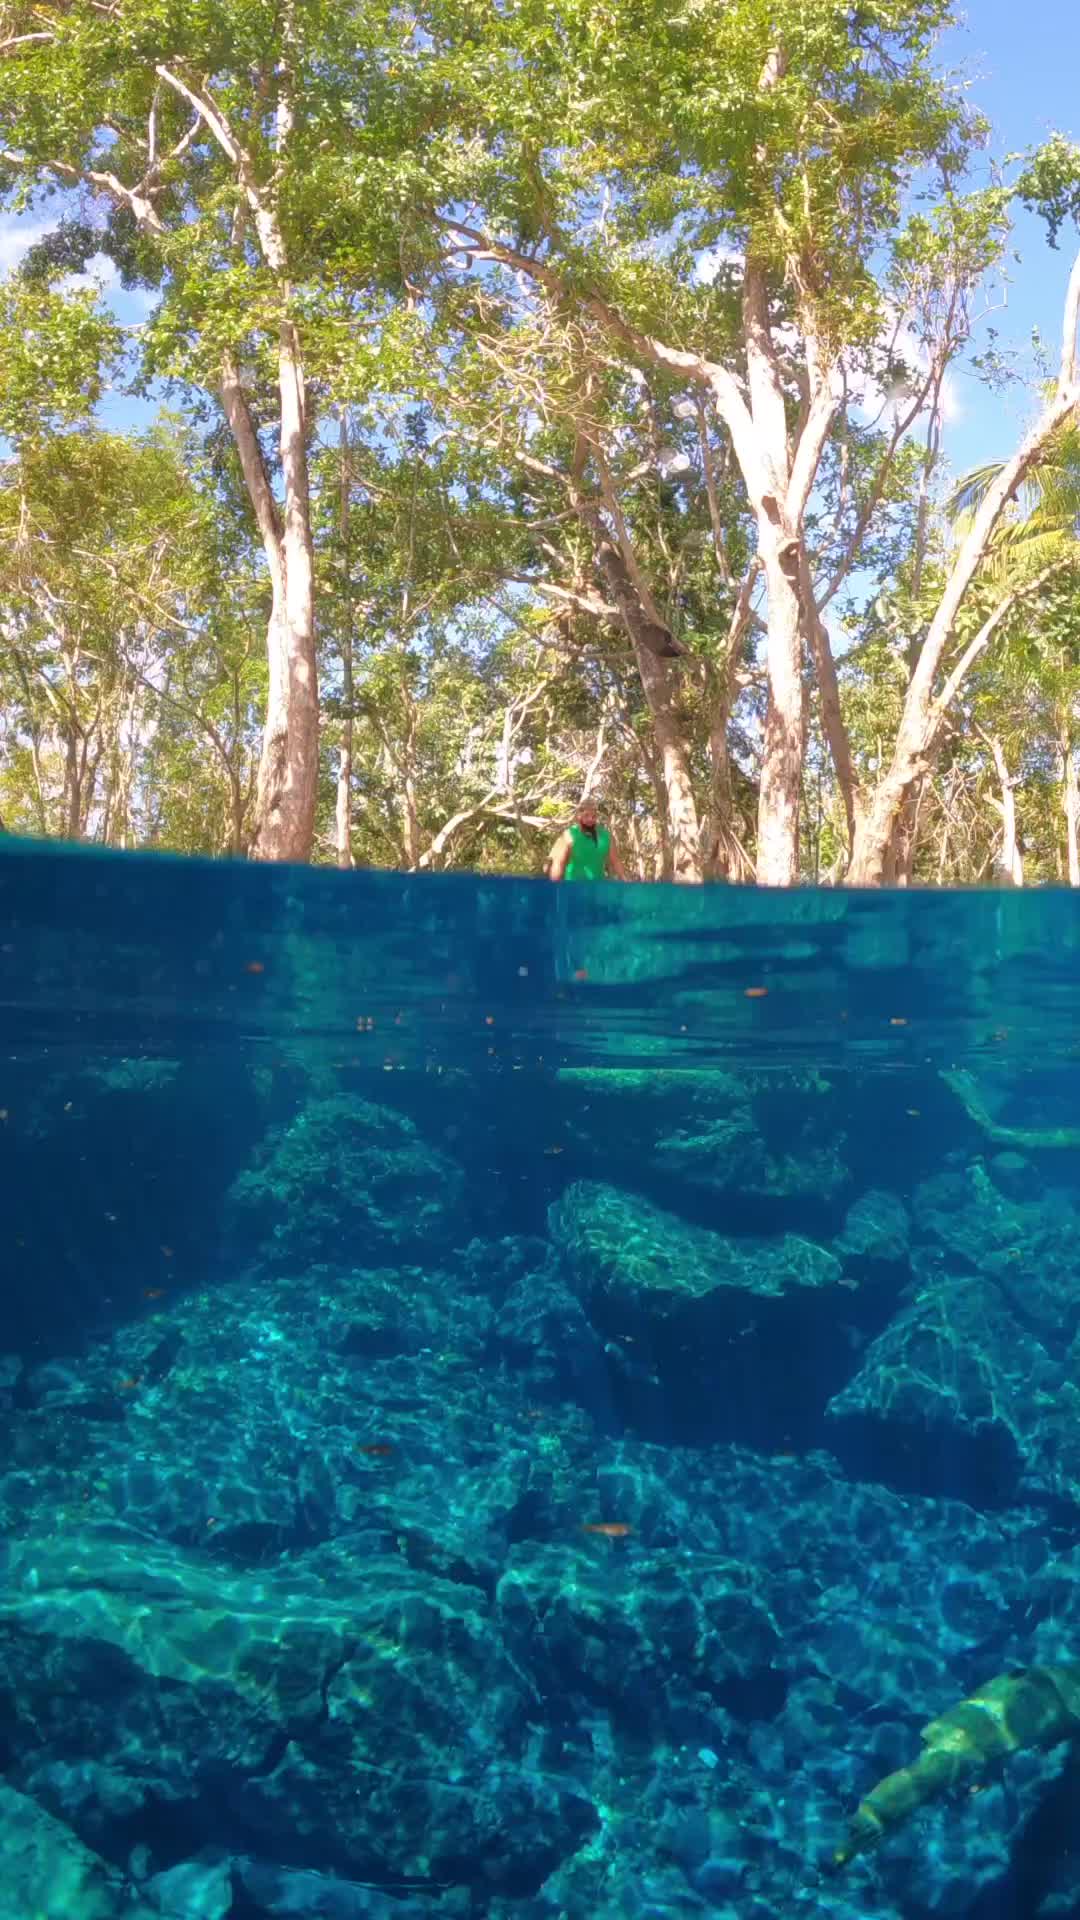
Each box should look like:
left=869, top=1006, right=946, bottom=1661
left=117, top=1376, right=142, bottom=1392
left=573, top=969, right=589, bottom=982
left=357, top=1442, right=394, bottom=1457
left=889, top=1016, right=908, bottom=1027
left=160, top=1246, right=174, bottom=1259
left=244, top=960, right=265, bottom=975
left=744, top=986, right=768, bottom=999
left=143, top=1287, right=166, bottom=1300
left=906, top=1108, right=921, bottom=1118
left=581, top=1522, right=632, bottom=1538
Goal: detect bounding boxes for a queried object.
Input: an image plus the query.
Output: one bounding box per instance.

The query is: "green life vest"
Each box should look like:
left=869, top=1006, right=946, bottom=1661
left=564, top=823, right=610, bottom=880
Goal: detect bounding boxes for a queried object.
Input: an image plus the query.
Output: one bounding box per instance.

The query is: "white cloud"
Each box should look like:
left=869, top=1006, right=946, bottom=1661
left=694, top=244, right=744, bottom=285
left=57, top=250, right=120, bottom=297
left=0, top=213, right=52, bottom=275
left=841, top=313, right=962, bottom=430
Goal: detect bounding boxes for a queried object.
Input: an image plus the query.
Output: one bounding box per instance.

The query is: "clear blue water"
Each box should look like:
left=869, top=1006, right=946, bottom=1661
left=2, top=841, right=1080, bottom=1920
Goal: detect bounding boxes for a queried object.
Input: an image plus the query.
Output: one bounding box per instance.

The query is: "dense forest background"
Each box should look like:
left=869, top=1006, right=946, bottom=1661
left=2, top=0, right=1080, bottom=886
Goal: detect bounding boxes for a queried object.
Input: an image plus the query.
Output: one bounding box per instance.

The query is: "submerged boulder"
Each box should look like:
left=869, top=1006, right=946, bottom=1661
left=555, top=1067, right=848, bottom=1202
left=0, top=1528, right=594, bottom=1897
left=550, top=1181, right=841, bottom=1312
left=0, top=1781, right=157, bottom=1920
left=548, top=1182, right=848, bottom=1445
left=225, top=1095, right=465, bottom=1268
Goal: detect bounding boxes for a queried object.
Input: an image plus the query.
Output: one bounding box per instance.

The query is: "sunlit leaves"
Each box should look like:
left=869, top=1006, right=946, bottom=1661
left=0, top=277, right=121, bottom=443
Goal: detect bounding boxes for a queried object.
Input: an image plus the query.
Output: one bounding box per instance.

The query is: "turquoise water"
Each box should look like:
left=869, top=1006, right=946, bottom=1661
left=2, top=842, right=1080, bottom=1920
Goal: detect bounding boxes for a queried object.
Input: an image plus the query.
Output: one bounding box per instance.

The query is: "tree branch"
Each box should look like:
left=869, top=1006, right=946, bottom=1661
left=931, top=561, right=1070, bottom=723
left=0, top=147, right=166, bottom=230
left=219, top=353, right=284, bottom=567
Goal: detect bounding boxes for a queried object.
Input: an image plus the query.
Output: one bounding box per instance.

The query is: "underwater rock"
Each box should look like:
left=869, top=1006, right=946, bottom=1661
left=497, top=1543, right=780, bottom=1730
left=143, top=1855, right=232, bottom=1918
left=988, top=1149, right=1032, bottom=1200
left=0, top=1255, right=527, bottom=1597
left=914, top=1161, right=1080, bottom=1344
left=0, top=1781, right=157, bottom=1920
left=225, top=1095, right=466, bottom=1268
left=825, top=1264, right=1080, bottom=1507
left=554, top=1067, right=848, bottom=1202
left=550, top=1181, right=841, bottom=1308
left=836, top=1189, right=910, bottom=1267
left=548, top=1182, right=849, bottom=1445
left=0, top=1528, right=594, bottom=1896
left=493, top=1262, right=616, bottom=1421
left=234, top=1855, right=469, bottom=1917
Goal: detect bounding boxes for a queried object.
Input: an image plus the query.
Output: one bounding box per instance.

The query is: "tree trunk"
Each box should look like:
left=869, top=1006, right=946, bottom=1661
left=883, top=781, right=924, bottom=885
left=402, top=772, right=420, bottom=869
left=987, top=736, right=1024, bottom=886
left=249, top=320, right=319, bottom=861
left=586, top=514, right=703, bottom=881
left=335, top=410, right=355, bottom=869
left=1062, top=722, right=1079, bottom=887
left=631, top=639, right=701, bottom=882
left=848, top=248, right=1080, bottom=884
left=800, top=549, right=857, bottom=851
left=702, top=686, right=751, bottom=880
left=228, top=765, right=246, bottom=856
left=62, top=725, right=82, bottom=840
left=755, top=537, right=805, bottom=885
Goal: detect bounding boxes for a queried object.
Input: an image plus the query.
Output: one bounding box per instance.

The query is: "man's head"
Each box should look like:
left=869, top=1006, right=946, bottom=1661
left=576, top=798, right=599, bottom=831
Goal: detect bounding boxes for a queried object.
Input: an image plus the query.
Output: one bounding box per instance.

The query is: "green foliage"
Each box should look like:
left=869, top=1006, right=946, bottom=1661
left=1016, top=135, right=1080, bottom=248
left=0, top=277, right=121, bottom=443
left=0, top=0, right=1077, bottom=884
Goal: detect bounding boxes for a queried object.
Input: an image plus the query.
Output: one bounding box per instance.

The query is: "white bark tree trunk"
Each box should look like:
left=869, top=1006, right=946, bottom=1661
left=755, top=533, right=805, bottom=885
left=1062, top=721, right=1079, bottom=887
left=848, top=242, right=1080, bottom=884
left=248, top=319, right=319, bottom=861
left=335, top=410, right=355, bottom=869
left=986, top=735, right=1024, bottom=885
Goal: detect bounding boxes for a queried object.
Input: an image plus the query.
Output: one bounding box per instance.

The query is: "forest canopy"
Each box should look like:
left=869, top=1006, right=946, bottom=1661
left=1, top=0, right=1080, bottom=885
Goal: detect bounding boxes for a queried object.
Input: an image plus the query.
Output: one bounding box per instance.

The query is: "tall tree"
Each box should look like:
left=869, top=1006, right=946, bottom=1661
left=413, top=0, right=982, bottom=881
left=0, top=0, right=408, bottom=858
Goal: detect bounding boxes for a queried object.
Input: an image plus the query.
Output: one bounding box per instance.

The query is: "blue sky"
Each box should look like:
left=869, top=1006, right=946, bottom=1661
left=939, top=0, right=1080, bottom=470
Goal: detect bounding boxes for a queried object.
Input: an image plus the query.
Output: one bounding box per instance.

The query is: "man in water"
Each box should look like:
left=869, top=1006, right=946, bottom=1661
left=546, top=798, right=628, bottom=881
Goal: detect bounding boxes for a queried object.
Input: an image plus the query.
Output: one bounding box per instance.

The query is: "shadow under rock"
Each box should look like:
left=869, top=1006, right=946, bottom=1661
left=965, top=1749, right=1080, bottom=1920
left=827, top=1407, right=1025, bottom=1511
